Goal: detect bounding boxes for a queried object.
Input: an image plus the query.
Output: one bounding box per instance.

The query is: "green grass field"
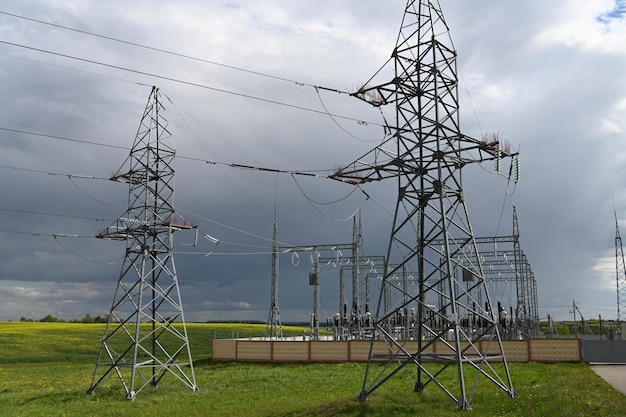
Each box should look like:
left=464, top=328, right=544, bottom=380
left=1, top=322, right=625, bottom=417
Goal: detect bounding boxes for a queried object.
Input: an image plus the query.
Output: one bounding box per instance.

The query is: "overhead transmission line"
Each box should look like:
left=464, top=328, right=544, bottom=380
left=0, top=160, right=297, bottom=249
left=0, top=125, right=374, bottom=234
left=0, top=207, right=111, bottom=222
left=0, top=39, right=380, bottom=129
left=0, top=124, right=380, bottom=240
left=0, top=127, right=127, bottom=152
left=0, top=13, right=386, bottom=259
left=0, top=126, right=334, bottom=177
left=0, top=10, right=350, bottom=94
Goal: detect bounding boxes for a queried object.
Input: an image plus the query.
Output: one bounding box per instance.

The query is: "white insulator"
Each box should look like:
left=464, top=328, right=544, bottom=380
left=203, top=234, right=220, bottom=244
left=69, top=174, right=95, bottom=179
left=495, top=148, right=501, bottom=173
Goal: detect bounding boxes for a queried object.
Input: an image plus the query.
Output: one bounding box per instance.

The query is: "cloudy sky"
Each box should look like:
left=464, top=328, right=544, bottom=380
left=1, top=0, right=626, bottom=324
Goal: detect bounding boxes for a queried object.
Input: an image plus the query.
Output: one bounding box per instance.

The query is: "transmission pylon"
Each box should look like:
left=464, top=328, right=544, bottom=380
left=615, top=208, right=626, bottom=333
left=331, top=1, right=516, bottom=410
left=87, top=86, right=198, bottom=399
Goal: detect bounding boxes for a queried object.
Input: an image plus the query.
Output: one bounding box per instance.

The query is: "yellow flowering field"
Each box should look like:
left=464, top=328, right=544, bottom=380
left=1, top=322, right=626, bottom=417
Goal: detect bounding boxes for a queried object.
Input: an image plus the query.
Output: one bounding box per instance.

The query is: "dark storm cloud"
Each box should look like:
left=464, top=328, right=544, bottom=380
left=1, top=1, right=626, bottom=323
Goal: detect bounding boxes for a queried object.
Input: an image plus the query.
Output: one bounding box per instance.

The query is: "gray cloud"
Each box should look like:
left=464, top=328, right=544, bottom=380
left=1, top=1, right=625, bottom=323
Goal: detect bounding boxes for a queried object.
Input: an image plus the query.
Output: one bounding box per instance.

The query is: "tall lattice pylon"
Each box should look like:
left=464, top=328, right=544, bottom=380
left=331, top=0, right=516, bottom=410
left=265, top=205, right=283, bottom=340
left=615, top=208, right=626, bottom=332
left=87, top=86, right=198, bottom=399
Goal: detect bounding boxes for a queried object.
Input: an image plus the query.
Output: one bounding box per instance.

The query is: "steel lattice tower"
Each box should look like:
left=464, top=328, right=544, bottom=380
left=331, top=0, right=516, bottom=410
left=615, top=209, right=626, bottom=329
left=512, top=206, right=535, bottom=338
left=266, top=206, right=283, bottom=339
left=87, top=86, right=198, bottom=399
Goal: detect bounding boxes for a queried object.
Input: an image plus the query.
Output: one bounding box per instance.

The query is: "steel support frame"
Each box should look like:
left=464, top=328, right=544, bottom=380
left=331, top=0, right=516, bottom=409
left=87, top=86, right=197, bottom=399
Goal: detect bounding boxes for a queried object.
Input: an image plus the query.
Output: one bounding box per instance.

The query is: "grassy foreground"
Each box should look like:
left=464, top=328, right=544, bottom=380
left=0, top=322, right=625, bottom=417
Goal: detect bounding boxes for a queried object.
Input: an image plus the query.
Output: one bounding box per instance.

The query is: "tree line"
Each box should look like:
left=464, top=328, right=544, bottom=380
left=19, top=314, right=110, bottom=323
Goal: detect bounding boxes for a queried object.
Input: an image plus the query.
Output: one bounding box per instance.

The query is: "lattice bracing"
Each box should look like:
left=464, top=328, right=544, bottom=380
left=616, top=210, right=626, bottom=328
left=87, top=86, right=197, bottom=399
left=331, top=1, right=517, bottom=410
left=265, top=210, right=283, bottom=340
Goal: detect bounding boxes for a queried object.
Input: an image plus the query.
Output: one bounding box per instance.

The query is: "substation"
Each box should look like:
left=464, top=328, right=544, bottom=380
left=77, top=0, right=626, bottom=412
left=266, top=206, right=538, bottom=344
left=84, top=0, right=524, bottom=410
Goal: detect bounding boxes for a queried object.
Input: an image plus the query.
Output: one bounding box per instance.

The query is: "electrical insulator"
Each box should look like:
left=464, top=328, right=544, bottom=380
left=514, top=155, right=521, bottom=182
left=495, top=147, right=501, bottom=172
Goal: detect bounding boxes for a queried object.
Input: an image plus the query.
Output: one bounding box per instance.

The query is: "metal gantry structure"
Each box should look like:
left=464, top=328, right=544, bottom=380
left=480, top=248, right=538, bottom=338
left=476, top=207, right=539, bottom=339
left=87, top=86, right=198, bottom=399
left=324, top=256, right=385, bottom=340
left=330, top=0, right=516, bottom=409
left=272, top=216, right=362, bottom=339
left=317, top=210, right=538, bottom=341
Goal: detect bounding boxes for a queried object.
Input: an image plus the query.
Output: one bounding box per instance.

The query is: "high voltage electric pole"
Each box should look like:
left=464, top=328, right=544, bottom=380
left=87, top=86, right=198, bottom=399
left=331, top=0, right=516, bottom=410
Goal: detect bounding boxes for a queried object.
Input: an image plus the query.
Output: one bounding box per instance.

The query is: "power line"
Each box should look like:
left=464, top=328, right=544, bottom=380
left=52, top=235, right=118, bottom=265
left=0, top=10, right=351, bottom=95
left=0, top=207, right=112, bottom=222
left=0, top=148, right=328, bottom=250
left=0, top=127, right=128, bottom=151
left=0, top=229, right=93, bottom=238
left=0, top=126, right=334, bottom=176
left=0, top=50, right=138, bottom=85
left=0, top=40, right=380, bottom=127
left=0, top=163, right=111, bottom=180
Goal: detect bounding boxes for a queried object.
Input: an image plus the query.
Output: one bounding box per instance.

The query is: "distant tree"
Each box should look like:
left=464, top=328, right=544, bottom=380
left=40, top=314, right=59, bottom=322
left=82, top=314, right=95, bottom=323
left=555, top=322, right=570, bottom=336
left=19, top=317, right=34, bottom=322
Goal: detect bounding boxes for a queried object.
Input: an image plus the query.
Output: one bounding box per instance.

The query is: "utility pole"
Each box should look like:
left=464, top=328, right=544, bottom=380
left=87, top=87, right=197, bottom=399
left=331, top=1, right=516, bottom=409
left=572, top=300, right=578, bottom=338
